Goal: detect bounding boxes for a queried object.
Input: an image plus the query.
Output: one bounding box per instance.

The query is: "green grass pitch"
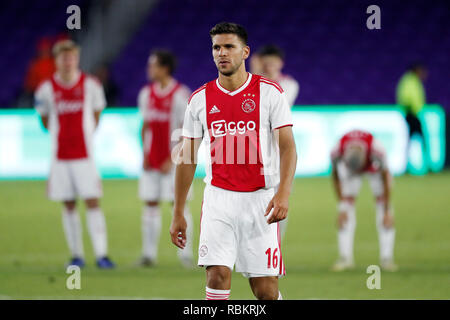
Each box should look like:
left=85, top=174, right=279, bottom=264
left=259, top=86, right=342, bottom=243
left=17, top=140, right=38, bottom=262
left=0, top=172, right=449, bottom=299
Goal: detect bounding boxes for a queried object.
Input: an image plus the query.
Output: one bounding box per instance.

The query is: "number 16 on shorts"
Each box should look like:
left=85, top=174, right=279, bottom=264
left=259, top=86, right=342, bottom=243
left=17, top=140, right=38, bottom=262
left=265, top=248, right=279, bottom=269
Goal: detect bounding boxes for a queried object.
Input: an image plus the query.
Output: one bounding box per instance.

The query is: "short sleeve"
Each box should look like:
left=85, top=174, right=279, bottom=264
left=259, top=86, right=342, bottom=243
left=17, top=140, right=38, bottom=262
left=137, top=86, right=149, bottom=117
left=284, top=78, right=300, bottom=107
left=182, top=103, right=203, bottom=138
left=89, top=78, right=106, bottom=111
left=174, top=85, right=191, bottom=129
left=34, top=81, right=52, bottom=116
left=270, top=89, right=293, bottom=130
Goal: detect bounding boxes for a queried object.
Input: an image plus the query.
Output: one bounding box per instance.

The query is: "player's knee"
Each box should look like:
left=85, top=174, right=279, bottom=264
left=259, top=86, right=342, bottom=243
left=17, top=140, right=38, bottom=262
left=206, top=266, right=230, bottom=288
left=85, top=198, right=99, bottom=209
left=146, top=201, right=159, bottom=207
left=63, top=200, right=76, bottom=211
left=253, top=288, right=279, bottom=300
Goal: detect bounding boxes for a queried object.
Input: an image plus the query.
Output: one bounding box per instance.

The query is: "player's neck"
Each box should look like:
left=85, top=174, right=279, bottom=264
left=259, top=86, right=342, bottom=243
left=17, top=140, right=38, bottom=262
left=218, top=65, right=249, bottom=92
left=158, top=76, right=173, bottom=89
left=57, top=70, right=80, bottom=85
left=267, top=71, right=281, bottom=82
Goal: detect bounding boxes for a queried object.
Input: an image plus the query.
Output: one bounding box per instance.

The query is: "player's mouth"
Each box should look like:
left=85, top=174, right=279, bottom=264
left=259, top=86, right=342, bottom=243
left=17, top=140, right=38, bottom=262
left=218, top=60, right=230, bottom=67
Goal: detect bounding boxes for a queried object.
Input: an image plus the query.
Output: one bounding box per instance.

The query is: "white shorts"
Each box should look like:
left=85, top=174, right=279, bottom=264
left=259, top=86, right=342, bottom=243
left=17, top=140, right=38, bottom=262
left=198, top=185, right=285, bottom=278
left=337, top=162, right=386, bottom=198
left=139, top=169, right=174, bottom=202
left=139, top=168, right=193, bottom=202
left=47, top=158, right=102, bottom=201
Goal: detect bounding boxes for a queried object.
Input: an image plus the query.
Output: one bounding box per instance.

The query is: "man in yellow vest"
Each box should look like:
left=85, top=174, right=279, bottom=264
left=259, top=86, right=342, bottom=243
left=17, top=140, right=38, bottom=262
left=396, top=63, right=428, bottom=167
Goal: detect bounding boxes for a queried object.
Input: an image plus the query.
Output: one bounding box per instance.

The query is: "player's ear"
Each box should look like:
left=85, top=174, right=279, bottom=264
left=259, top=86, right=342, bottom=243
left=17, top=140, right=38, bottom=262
left=243, top=46, right=250, bottom=60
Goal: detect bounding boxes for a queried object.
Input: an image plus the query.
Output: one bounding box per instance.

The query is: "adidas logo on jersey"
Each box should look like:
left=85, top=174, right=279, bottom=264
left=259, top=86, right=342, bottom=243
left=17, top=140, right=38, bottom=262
left=209, top=105, right=221, bottom=114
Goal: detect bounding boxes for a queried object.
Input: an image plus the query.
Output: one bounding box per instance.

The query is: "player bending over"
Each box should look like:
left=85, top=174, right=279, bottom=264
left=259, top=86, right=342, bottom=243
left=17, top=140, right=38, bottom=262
left=137, top=50, right=194, bottom=268
left=330, top=130, right=397, bottom=272
left=34, top=40, right=115, bottom=268
left=170, top=22, right=297, bottom=300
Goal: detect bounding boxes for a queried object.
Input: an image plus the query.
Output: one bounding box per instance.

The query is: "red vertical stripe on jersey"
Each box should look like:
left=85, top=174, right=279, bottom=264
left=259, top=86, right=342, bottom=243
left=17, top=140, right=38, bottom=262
left=205, top=75, right=265, bottom=192
left=145, top=83, right=180, bottom=170
left=51, top=74, right=88, bottom=160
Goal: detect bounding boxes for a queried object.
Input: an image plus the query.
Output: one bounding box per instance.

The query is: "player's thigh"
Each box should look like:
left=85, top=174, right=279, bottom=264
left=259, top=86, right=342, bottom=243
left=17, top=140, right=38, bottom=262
left=235, top=189, right=285, bottom=277
left=139, top=170, right=162, bottom=202
left=368, top=172, right=387, bottom=198
left=71, top=159, right=102, bottom=200
left=198, top=186, right=237, bottom=271
left=161, top=167, right=193, bottom=202
left=47, top=160, right=76, bottom=201
left=337, top=162, right=362, bottom=197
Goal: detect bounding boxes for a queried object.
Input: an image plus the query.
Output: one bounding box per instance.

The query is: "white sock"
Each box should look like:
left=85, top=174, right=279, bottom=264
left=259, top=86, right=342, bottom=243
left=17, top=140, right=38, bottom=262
left=376, top=202, right=395, bottom=261
left=206, top=287, right=230, bottom=300
left=86, top=207, right=108, bottom=258
left=62, top=208, right=84, bottom=258
left=142, top=205, right=161, bottom=260
left=279, top=217, right=288, bottom=240
left=337, top=204, right=356, bottom=262
left=278, top=291, right=283, bottom=300
left=177, top=207, right=193, bottom=261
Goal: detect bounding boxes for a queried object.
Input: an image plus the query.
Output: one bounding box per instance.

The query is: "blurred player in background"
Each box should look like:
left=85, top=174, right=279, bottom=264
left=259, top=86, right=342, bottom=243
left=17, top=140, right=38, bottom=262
left=137, top=49, right=194, bottom=267
left=256, top=44, right=300, bottom=240
left=396, top=62, right=429, bottom=169
left=170, top=22, right=297, bottom=300
left=330, top=130, right=397, bottom=272
left=34, top=40, right=115, bottom=269
left=257, top=45, right=299, bottom=107
left=249, top=52, right=263, bottom=75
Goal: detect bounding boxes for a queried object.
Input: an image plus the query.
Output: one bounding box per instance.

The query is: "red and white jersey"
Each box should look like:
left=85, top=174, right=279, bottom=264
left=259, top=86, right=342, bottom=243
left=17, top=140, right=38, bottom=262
left=183, top=73, right=293, bottom=192
left=138, top=79, right=190, bottom=170
left=34, top=71, right=106, bottom=160
left=277, top=74, right=299, bottom=107
left=330, top=130, right=387, bottom=173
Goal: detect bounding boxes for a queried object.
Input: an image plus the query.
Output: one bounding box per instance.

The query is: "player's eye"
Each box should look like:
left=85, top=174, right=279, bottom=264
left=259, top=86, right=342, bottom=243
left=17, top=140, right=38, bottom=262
left=213, top=45, right=220, bottom=50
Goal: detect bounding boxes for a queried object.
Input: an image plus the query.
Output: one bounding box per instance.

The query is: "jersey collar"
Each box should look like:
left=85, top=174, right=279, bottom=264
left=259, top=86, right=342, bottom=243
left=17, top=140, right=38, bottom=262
left=215, top=73, right=252, bottom=96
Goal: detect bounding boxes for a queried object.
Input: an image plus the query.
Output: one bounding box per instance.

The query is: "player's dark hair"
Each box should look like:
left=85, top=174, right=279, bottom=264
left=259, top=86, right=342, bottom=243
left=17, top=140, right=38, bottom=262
left=152, top=49, right=177, bottom=75
left=257, top=44, right=285, bottom=60
left=408, top=61, right=426, bottom=72
left=209, top=22, right=248, bottom=45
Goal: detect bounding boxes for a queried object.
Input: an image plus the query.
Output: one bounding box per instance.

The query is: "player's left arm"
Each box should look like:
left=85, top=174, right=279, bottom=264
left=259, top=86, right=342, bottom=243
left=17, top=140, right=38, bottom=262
left=265, top=126, right=297, bottom=224
left=373, top=139, right=394, bottom=228
left=381, top=167, right=394, bottom=228
left=90, top=77, right=107, bottom=129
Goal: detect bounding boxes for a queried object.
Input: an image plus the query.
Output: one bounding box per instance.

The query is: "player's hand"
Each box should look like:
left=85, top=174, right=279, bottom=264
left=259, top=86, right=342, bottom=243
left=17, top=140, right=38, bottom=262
left=170, top=213, right=187, bottom=249
left=337, top=212, right=348, bottom=229
left=143, top=156, right=150, bottom=170
left=383, top=212, right=394, bottom=229
left=160, top=158, right=173, bottom=174
left=265, top=191, right=289, bottom=224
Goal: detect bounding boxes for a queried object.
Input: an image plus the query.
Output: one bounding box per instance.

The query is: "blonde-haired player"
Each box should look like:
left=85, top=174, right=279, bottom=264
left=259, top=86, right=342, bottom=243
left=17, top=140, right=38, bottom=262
left=34, top=40, right=115, bottom=268
left=330, top=130, right=397, bottom=272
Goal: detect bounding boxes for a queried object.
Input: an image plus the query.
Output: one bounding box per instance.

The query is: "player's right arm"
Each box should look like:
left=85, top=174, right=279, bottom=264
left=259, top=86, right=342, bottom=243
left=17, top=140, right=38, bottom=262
left=34, top=81, right=52, bottom=131
left=138, top=86, right=150, bottom=170
left=170, top=95, right=203, bottom=249
left=330, top=144, right=343, bottom=200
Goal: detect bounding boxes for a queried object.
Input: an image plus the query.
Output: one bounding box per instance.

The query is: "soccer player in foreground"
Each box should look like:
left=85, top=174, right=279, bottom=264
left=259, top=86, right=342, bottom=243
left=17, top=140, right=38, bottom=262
left=330, top=130, right=397, bottom=272
left=137, top=50, right=194, bottom=267
left=34, top=40, right=115, bottom=269
left=170, top=22, right=297, bottom=300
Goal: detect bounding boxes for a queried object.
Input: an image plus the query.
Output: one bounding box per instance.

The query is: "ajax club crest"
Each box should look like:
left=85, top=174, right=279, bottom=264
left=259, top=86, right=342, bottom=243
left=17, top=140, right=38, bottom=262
left=241, top=96, right=256, bottom=113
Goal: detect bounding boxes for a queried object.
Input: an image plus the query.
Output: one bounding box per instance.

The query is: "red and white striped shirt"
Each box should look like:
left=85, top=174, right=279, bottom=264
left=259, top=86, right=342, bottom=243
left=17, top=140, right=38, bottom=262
left=34, top=71, right=106, bottom=160
left=183, top=73, right=293, bottom=192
